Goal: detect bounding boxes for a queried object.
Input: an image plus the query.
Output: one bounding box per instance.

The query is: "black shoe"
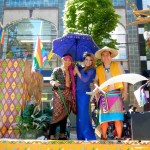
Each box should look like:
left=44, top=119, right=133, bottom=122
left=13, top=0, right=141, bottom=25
left=59, top=137, right=67, bottom=140
left=115, top=138, right=121, bottom=142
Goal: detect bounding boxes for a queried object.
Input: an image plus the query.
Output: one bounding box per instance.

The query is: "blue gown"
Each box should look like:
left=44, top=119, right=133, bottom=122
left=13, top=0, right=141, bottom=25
left=76, top=65, right=96, bottom=140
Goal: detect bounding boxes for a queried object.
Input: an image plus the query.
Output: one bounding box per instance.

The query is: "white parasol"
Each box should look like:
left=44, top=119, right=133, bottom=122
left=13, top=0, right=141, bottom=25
left=87, top=73, right=148, bottom=137
left=86, top=73, right=148, bottom=95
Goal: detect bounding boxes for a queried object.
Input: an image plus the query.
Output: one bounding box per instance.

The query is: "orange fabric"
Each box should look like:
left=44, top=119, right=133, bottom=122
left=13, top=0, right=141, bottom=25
left=96, top=62, right=124, bottom=91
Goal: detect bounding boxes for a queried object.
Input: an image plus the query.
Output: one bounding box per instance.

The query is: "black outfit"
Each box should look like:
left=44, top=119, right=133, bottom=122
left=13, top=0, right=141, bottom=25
left=49, top=116, right=67, bottom=135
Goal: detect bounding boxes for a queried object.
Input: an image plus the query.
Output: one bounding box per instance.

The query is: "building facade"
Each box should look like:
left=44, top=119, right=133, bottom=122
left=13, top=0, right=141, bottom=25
left=0, top=0, right=147, bottom=109
left=112, top=0, right=141, bottom=108
left=0, top=0, right=67, bottom=108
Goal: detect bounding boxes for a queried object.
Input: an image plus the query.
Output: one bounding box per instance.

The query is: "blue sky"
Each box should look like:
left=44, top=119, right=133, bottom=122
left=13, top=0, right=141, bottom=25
left=142, top=0, right=150, bottom=9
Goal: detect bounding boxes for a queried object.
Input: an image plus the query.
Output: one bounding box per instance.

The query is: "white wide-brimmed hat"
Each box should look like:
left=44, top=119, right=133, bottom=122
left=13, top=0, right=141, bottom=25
left=95, top=46, right=118, bottom=59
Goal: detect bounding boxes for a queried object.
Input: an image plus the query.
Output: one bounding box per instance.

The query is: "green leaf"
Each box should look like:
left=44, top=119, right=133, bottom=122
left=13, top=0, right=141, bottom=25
left=63, top=0, right=120, bottom=48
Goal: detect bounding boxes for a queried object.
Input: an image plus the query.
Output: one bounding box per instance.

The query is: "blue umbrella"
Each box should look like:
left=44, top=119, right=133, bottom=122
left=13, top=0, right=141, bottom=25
left=52, top=33, right=99, bottom=61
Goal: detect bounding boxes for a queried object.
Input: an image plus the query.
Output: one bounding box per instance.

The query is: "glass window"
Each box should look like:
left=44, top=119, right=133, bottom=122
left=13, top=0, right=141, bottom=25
left=2, top=19, right=57, bottom=60
left=0, top=0, right=4, bottom=20
left=112, top=0, right=125, bottom=7
left=2, top=18, right=58, bottom=103
left=110, top=23, right=127, bottom=60
left=5, top=0, right=58, bottom=8
left=42, top=86, right=53, bottom=101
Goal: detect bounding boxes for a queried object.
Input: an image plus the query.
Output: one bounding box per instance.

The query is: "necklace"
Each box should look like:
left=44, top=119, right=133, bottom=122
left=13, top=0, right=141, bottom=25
left=103, top=64, right=110, bottom=73
left=105, top=67, right=110, bottom=73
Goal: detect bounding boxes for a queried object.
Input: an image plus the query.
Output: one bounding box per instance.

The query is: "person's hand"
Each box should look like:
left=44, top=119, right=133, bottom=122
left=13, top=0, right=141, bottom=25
left=77, top=72, right=81, bottom=78
left=74, top=66, right=78, bottom=74
left=122, top=90, right=128, bottom=100
left=146, top=80, right=150, bottom=85
left=93, top=84, right=101, bottom=101
left=93, top=87, right=100, bottom=94
left=54, top=80, right=60, bottom=87
left=74, top=66, right=81, bottom=78
left=93, top=84, right=100, bottom=93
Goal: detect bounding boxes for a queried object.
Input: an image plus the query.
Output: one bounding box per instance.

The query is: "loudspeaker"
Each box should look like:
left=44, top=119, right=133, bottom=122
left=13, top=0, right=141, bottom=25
left=131, top=112, right=150, bottom=140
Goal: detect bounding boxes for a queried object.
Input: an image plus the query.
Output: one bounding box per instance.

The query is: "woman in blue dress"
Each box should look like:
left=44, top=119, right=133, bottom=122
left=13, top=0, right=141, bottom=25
left=74, top=52, right=96, bottom=140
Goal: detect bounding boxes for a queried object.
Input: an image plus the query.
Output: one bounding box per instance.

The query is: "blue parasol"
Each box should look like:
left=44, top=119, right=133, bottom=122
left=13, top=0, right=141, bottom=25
left=52, top=33, right=99, bottom=61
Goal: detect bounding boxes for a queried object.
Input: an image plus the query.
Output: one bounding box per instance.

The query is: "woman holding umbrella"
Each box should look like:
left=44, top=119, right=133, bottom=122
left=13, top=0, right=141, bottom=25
left=49, top=53, right=75, bottom=140
left=74, top=52, right=96, bottom=140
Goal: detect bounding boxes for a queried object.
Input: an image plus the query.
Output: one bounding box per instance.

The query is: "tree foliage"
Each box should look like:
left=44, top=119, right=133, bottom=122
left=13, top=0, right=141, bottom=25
left=63, top=0, right=121, bottom=48
left=145, top=22, right=150, bottom=31
left=144, top=22, right=150, bottom=54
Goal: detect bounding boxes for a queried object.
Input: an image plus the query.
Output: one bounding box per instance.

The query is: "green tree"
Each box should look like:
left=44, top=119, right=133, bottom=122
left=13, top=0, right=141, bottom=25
left=145, top=23, right=150, bottom=31
left=144, top=22, right=150, bottom=54
left=63, top=0, right=120, bottom=48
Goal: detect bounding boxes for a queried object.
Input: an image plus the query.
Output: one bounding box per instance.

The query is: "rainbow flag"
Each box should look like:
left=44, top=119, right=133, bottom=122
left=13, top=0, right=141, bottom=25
left=32, top=37, right=47, bottom=71
left=0, top=26, right=5, bottom=44
left=48, top=50, right=54, bottom=60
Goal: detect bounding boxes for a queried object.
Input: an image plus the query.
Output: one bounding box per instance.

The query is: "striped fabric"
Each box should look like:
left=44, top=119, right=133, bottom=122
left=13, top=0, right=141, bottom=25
left=32, top=37, right=47, bottom=71
left=0, top=26, right=5, bottom=44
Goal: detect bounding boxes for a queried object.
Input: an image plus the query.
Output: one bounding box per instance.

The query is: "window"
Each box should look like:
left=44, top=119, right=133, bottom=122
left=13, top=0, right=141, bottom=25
left=111, top=23, right=127, bottom=60
left=2, top=19, right=58, bottom=104
left=5, top=0, right=58, bottom=8
left=112, top=0, right=125, bottom=7
left=2, top=19, right=57, bottom=60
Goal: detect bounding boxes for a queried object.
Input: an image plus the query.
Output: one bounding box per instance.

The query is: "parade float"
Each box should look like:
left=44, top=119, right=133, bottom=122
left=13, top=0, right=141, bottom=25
left=0, top=3, right=150, bottom=149
left=0, top=59, right=44, bottom=138
left=0, top=37, right=150, bottom=150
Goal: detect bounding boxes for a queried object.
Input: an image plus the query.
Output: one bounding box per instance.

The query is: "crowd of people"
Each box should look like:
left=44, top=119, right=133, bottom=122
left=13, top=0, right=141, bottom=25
left=48, top=46, right=139, bottom=141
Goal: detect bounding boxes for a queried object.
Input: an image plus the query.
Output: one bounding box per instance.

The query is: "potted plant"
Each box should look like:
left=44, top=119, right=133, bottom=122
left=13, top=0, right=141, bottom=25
left=16, top=103, right=52, bottom=139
